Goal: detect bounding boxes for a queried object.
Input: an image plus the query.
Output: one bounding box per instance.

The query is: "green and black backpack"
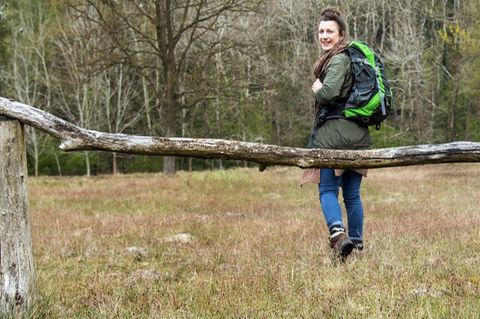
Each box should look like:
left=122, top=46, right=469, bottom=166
left=343, top=40, right=393, bottom=129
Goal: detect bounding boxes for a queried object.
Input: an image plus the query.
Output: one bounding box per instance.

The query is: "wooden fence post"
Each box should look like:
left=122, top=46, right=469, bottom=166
left=0, top=117, right=34, bottom=315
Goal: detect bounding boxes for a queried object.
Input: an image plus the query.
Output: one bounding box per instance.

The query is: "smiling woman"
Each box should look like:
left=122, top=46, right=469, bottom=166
left=318, top=20, right=344, bottom=51
left=306, top=7, right=372, bottom=259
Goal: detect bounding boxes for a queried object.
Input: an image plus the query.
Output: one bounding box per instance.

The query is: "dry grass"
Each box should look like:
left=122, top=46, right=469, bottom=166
left=27, top=164, right=480, bottom=318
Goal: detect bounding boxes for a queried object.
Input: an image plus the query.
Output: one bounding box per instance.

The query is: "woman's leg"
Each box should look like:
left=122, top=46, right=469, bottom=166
left=341, top=170, right=364, bottom=244
left=319, top=168, right=343, bottom=229
left=319, top=168, right=354, bottom=257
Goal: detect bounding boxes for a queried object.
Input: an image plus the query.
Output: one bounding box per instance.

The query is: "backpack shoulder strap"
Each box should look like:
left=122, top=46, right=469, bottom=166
left=348, top=41, right=376, bottom=67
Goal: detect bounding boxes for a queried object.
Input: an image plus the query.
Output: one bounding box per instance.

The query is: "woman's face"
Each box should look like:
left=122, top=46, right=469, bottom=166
left=318, top=20, right=343, bottom=51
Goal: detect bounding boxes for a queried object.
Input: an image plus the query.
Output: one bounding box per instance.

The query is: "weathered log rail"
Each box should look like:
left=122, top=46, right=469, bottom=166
left=1, top=96, right=480, bottom=169
left=1, top=95, right=480, bottom=316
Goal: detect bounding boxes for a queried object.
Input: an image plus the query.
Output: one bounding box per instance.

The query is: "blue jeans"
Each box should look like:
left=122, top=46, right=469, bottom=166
left=319, top=168, right=364, bottom=242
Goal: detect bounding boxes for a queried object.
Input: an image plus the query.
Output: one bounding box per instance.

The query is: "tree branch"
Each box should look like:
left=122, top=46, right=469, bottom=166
left=1, top=96, right=480, bottom=169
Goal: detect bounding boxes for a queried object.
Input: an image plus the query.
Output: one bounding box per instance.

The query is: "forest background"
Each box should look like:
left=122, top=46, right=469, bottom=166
left=1, top=0, right=479, bottom=176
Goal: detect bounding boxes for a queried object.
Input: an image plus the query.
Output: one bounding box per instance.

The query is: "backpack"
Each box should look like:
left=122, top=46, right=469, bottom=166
left=342, top=40, right=393, bottom=130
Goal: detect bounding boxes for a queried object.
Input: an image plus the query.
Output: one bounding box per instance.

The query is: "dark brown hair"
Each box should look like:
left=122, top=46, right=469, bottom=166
left=313, top=8, right=349, bottom=78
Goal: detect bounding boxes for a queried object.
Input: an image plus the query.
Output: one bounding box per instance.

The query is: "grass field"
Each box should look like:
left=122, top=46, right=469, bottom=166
left=27, top=164, right=480, bottom=318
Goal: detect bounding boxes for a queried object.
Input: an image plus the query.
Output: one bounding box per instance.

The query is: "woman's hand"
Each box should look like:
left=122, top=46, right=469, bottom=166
left=312, top=79, right=323, bottom=93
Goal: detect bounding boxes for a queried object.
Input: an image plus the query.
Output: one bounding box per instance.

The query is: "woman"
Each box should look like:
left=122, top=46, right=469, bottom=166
left=308, top=8, right=371, bottom=258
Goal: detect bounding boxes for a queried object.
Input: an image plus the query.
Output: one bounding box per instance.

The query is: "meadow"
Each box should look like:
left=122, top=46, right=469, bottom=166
left=27, top=164, right=480, bottom=318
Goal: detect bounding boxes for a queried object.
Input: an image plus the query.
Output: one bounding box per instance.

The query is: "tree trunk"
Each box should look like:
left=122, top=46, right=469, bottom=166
left=112, top=152, right=118, bottom=175
left=163, top=156, right=176, bottom=175
left=0, top=118, right=34, bottom=315
left=162, top=80, right=178, bottom=175
left=30, top=128, right=39, bottom=177
left=465, top=101, right=472, bottom=140
left=450, top=85, right=459, bottom=142
left=162, top=93, right=177, bottom=174
left=84, top=151, right=91, bottom=177
left=156, top=0, right=179, bottom=176
left=271, top=104, right=280, bottom=145
left=54, top=152, right=62, bottom=176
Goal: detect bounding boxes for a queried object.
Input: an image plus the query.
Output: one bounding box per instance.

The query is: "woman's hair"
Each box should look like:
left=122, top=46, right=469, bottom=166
left=318, top=7, right=347, bottom=38
left=313, top=7, right=349, bottom=78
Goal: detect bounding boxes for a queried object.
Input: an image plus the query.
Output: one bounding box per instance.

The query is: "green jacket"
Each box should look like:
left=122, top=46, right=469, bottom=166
left=310, top=53, right=371, bottom=150
left=315, top=53, right=352, bottom=105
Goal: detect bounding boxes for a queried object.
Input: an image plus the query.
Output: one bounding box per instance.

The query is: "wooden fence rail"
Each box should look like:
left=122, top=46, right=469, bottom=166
left=1, top=97, right=480, bottom=169
left=1, top=96, right=480, bottom=315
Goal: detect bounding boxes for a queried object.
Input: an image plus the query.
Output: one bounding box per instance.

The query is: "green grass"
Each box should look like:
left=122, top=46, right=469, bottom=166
left=26, top=164, right=480, bottom=318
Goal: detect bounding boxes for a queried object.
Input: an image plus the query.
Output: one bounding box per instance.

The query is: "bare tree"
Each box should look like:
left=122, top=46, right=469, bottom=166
left=53, top=11, right=103, bottom=176
left=69, top=0, right=261, bottom=174
left=1, top=0, right=55, bottom=176
left=100, top=65, right=143, bottom=174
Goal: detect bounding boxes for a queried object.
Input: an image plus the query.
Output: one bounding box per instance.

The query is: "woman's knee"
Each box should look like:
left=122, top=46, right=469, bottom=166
left=343, top=193, right=361, bottom=206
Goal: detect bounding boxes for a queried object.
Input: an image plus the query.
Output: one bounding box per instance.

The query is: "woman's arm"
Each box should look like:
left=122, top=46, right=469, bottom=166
left=312, top=54, right=350, bottom=105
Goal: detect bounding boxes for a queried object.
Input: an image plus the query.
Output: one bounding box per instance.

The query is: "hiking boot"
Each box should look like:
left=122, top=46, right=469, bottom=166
left=329, top=229, right=354, bottom=258
left=352, top=240, right=364, bottom=251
